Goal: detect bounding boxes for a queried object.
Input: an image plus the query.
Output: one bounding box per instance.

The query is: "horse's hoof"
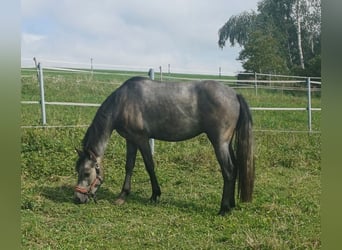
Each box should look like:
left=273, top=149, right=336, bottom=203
left=218, top=207, right=232, bottom=216
left=149, top=197, right=157, bottom=204
left=114, top=198, right=126, bottom=205
left=218, top=210, right=227, bottom=216
left=149, top=194, right=161, bottom=203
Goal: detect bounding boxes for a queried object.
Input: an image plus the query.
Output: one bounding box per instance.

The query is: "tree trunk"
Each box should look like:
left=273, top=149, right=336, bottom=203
left=296, top=0, right=305, bottom=69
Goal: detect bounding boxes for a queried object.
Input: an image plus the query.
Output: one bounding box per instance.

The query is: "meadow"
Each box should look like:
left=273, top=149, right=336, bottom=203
left=21, top=69, right=321, bottom=249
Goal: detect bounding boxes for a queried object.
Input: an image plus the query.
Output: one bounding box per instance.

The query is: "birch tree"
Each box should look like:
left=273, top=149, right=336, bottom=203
left=294, top=0, right=305, bottom=69
left=218, top=0, right=321, bottom=75
left=291, top=0, right=321, bottom=70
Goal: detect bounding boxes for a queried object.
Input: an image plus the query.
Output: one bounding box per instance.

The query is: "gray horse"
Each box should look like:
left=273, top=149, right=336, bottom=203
left=74, top=76, right=254, bottom=215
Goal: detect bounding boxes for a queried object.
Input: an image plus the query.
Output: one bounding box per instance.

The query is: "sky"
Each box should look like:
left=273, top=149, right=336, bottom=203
left=21, top=0, right=259, bottom=75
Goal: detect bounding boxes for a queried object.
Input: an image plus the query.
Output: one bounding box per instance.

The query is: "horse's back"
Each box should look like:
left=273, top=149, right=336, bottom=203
left=114, top=77, right=240, bottom=141
left=120, top=77, right=238, bottom=105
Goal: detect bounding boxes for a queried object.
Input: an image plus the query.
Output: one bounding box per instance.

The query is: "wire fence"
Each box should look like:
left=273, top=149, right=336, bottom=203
left=21, top=58, right=321, bottom=133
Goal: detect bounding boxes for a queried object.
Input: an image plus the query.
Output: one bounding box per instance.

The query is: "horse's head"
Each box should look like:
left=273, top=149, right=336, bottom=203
left=74, top=149, right=104, bottom=204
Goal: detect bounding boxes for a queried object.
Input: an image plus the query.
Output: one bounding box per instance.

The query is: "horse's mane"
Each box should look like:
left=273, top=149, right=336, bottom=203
left=82, top=95, right=117, bottom=156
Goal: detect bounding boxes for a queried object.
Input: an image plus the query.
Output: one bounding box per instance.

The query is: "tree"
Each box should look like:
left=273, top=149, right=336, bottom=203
left=291, top=0, right=321, bottom=72
left=294, top=0, right=305, bottom=69
left=238, top=30, right=288, bottom=74
left=218, top=0, right=321, bottom=76
left=218, top=11, right=257, bottom=48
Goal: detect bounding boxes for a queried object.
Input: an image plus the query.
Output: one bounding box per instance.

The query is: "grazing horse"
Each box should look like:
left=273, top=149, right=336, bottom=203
left=74, top=76, right=254, bottom=215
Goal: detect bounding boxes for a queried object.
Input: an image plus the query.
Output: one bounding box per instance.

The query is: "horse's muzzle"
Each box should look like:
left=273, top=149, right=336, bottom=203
left=74, top=192, right=90, bottom=204
left=74, top=175, right=103, bottom=204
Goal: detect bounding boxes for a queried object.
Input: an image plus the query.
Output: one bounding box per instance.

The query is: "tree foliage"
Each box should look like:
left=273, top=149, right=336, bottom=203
left=218, top=11, right=257, bottom=47
left=218, top=0, right=321, bottom=76
left=238, top=31, right=288, bottom=74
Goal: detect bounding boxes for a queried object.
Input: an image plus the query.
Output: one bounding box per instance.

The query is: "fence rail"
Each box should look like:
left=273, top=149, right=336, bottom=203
left=21, top=101, right=100, bottom=107
left=21, top=59, right=321, bottom=133
left=21, top=101, right=321, bottom=112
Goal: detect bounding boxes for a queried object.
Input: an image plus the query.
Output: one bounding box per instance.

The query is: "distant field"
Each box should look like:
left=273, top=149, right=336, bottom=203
left=21, top=69, right=321, bottom=249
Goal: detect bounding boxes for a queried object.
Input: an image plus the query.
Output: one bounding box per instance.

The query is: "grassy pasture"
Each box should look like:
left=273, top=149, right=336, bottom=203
left=21, top=69, right=321, bottom=249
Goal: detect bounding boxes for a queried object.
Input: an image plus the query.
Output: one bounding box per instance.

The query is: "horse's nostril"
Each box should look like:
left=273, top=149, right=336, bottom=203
left=74, top=197, right=81, bottom=204
left=74, top=193, right=88, bottom=204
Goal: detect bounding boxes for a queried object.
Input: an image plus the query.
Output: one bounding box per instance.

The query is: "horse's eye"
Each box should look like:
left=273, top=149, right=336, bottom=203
left=84, top=173, right=90, bottom=178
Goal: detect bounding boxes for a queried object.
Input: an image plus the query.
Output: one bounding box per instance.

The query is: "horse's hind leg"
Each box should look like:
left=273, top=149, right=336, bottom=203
left=211, top=139, right=237, bottom=216
left=138, top=139, right=161, bottom=202
left=229, top=142, right=238, bottom=208
left=115, top=140, right=137, bottom=205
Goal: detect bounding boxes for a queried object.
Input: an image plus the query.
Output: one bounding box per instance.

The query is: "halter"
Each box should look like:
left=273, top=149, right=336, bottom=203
left=75, top=163, right=103, bottom=202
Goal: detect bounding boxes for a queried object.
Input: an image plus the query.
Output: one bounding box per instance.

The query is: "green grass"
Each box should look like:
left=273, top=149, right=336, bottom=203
left=21, top=69, right=321, bottom=249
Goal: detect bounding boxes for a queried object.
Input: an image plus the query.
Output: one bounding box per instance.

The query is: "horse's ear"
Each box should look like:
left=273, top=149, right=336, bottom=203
left=87, top=150, right=97, bottom=163
left=75, top=148, right=83, bottom=157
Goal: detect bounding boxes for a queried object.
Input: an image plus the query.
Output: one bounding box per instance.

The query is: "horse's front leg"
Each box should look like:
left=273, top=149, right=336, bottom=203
left=138, top=139, right=161, bottom=202
left=115, top=140, right=137, bottom=205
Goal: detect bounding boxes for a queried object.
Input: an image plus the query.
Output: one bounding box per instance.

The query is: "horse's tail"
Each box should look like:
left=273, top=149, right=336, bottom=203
left=235, top=94, right=255, bottom=202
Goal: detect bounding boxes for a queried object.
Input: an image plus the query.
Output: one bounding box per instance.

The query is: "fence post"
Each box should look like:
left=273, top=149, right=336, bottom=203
left=148, top=68, right=154, bottom=81
left=307, top=77, right=312, bottom=132
left=148, top=68, right=155, bottom=154
left=90, top=57, right=94, bottom=76
left=38, top=63, right=47, bottom=125
left=33, top=57, right=39, bottom=86
left=254, top=72, right=258, bottom=96
left=159, top=66, right=163, bottom=81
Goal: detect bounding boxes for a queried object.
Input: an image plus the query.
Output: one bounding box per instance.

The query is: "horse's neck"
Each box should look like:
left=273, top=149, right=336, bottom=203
left=83, top=113, right=114, bottom=157
left=83, top=91, right=123, bottom=157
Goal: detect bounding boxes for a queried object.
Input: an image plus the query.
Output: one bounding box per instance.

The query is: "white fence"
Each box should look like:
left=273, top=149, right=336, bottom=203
left=21, top=59, right=321, bottom=133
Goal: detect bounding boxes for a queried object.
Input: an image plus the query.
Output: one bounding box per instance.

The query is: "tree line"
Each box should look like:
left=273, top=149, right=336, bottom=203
left=218, top=0, right=321, bottom=76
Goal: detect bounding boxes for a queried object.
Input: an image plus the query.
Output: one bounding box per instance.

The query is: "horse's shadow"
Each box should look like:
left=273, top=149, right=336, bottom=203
left=41, top=185, right=116, bottom=203
left=41, top=185, right=215, bottom=215
left=41, top=185, right=73, bottom=203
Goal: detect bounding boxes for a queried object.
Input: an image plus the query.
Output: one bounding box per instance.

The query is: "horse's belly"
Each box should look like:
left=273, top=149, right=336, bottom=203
left=148, top=119, right=202, bottom=142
